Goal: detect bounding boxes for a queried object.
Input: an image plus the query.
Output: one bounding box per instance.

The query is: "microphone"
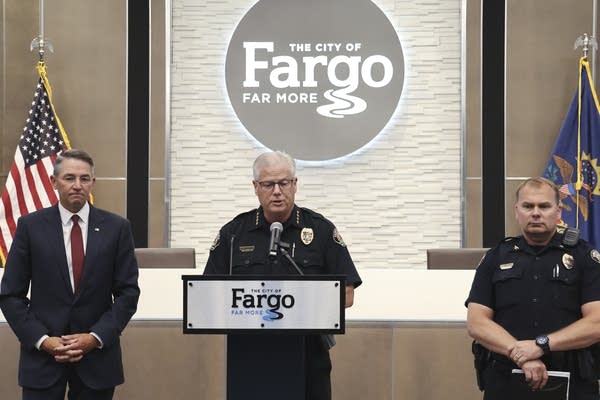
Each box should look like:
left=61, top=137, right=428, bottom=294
left=268, top=222, right=283, bottom=257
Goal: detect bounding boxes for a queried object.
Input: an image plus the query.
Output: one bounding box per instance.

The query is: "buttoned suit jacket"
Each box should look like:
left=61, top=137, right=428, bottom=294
left=0, top=204, right=140, bottom=390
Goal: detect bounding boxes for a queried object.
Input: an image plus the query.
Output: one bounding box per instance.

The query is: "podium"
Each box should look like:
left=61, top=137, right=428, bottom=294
left=182, top=275, right=345, bottom=400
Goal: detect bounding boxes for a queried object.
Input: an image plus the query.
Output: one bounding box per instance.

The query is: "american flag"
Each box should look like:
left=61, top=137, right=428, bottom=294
left=0, top=63, right=70, bottom=266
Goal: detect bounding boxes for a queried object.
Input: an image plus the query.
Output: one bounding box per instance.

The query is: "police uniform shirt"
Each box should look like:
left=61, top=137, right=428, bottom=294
left=465, top=233, right=600, bottom=341
left=204, top=205, right=362, bottom=289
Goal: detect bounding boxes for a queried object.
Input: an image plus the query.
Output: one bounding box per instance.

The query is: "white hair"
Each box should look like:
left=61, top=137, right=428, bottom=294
left=252, top=151, right=296, bottom=180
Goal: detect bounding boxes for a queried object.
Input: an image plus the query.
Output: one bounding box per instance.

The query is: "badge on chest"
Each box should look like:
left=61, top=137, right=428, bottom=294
left=301, top=228, right=313, bottom=245
left=562, top=253, right=575, bottom=269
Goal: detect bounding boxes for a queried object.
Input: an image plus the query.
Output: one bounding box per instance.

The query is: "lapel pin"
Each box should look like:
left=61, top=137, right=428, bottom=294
left=94, top=227, right=100, bottom=232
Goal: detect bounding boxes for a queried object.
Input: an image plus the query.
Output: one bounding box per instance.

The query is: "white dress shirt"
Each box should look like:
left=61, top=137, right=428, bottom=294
left=35, top=202, right=103, bottom=350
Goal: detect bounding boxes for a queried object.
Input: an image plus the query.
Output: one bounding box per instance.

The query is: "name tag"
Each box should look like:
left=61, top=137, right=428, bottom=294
left=499, top=263, right=513, bottom=270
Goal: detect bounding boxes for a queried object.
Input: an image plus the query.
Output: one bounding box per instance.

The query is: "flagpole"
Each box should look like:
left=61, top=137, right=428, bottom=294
left=39, top=0, right=44, bottom=60
left=30, top=0, right=53, bottom=61
left=594, top=0, right=597, bottom=81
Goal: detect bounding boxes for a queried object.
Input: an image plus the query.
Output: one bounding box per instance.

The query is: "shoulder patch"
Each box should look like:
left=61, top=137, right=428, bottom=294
left=210, top=233, right=221, bottom=251
left=333, top=228, right=346, bottom=247
left=591, top=249, right=600, bottom=264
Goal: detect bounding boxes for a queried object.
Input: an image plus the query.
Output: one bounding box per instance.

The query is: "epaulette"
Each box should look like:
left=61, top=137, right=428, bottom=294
left=210, top=209, right=258, bottom=251
left=221, top=209, right=258, bottom=231
left=233, top=208, right=258, bottom=221
left=496, top=236, right=520, bottom=252
left=299, top=206, right=331, bottom=225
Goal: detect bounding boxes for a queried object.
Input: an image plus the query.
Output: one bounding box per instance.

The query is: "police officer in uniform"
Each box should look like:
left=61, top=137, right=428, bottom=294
left=204, top=150, right=362, bottom=400
left=466, top=177, right=600, bottom=400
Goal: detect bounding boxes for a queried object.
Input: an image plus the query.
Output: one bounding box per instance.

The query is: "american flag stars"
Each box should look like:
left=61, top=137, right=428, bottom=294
left=19, top=82, right=64, bottom=168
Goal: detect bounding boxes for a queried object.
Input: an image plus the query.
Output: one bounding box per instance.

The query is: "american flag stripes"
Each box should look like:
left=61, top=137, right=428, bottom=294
left=0, top=62, right=71, bottom=266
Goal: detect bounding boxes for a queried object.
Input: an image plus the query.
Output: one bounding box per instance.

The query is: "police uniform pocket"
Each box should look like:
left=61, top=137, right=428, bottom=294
left=551, top=268, right=579, bottom=311
left=491, top=263, right=524, bottom=309
left=231, top=251, right=268, bottom=274
left=296, top=252, right=326, bottom=274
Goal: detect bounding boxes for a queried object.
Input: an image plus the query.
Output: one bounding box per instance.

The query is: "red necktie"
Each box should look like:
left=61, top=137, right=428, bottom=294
left=71, top=215, right=85, bottom=293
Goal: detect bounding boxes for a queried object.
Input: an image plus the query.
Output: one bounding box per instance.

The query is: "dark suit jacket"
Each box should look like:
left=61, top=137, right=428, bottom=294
left=0, top=204, right=140, bottom=390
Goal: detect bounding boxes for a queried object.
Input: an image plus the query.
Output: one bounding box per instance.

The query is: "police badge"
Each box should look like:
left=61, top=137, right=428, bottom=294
left=562, top=253, right=575, bottom=269
left=301, top=228, right=314, bottom=245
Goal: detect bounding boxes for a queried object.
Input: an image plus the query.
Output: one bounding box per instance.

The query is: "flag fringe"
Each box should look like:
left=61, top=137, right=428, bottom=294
left=37, top=62, right=72, bottom=150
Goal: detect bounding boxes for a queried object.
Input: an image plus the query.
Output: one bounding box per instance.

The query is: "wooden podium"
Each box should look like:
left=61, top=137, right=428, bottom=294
left=182, top=275, right=345, bottom=400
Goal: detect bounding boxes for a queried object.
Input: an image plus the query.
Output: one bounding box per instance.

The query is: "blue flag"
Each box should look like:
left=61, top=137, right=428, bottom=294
left=543, top=58, right=600, bottom=249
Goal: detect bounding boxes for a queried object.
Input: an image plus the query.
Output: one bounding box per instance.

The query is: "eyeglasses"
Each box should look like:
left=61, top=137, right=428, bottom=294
left=59, top=175, right=94, bottom=185
left=256, top=178, right=296, bottom=191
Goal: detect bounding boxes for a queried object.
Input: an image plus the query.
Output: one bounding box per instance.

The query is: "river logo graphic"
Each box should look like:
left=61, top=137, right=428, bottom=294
left=225, top=0, right=405, bottom=161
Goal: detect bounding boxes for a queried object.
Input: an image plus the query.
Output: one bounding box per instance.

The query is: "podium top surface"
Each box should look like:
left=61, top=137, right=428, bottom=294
left=182, top=274, right=347, bottom=281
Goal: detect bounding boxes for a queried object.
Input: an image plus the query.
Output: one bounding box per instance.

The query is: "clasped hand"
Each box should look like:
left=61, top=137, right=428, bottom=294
left=509, top=340, right=544, bottom=367
left=41, top=333, right=99, bottom=363
left=509, top=340, right=548, bottom=389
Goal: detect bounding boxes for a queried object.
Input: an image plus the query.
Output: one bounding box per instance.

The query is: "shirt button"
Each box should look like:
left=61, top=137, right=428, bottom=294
left=534, top=321, right=539, bottom=327
left=273, top=260, right=278, bottom=264
left=533, top=275, right=538, bottom=280
left=244, top=260, right=250, bottom=265
left=535, top=256, right=540, bottom=260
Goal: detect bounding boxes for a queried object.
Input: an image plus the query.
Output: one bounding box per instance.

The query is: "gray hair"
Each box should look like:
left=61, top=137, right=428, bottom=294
left=252, top=151, right=296, bottom=180
left=53, top=149, right=95, bottom=176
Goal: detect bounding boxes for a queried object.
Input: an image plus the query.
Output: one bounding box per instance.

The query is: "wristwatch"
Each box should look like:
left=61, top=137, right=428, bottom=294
left=535, top=334, right=551, bottom=355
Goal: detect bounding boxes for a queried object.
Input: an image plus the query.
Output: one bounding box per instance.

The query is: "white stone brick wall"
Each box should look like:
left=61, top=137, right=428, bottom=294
left=170, top=0, right=462, bottom=270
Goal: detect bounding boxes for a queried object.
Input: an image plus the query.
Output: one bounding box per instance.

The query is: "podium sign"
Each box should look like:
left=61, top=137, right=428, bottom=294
left=182, top=275, right=345, bottom=334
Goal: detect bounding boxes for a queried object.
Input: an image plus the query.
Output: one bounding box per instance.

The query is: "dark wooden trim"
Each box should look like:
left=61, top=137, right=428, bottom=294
left=127, top=0, right=150, bottom=247
left=482, top=0, right=506, bottom=246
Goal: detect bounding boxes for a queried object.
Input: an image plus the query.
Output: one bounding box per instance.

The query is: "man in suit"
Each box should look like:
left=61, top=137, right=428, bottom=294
left=0, top=149, right=140, bottom=400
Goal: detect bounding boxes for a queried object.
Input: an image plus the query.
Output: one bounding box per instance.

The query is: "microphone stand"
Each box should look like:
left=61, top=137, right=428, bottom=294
left=278, top=241, right=303, bottom=275
left=278, top=240, right=336, bottom=350
left=229, top=235, right=235, bottom=275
